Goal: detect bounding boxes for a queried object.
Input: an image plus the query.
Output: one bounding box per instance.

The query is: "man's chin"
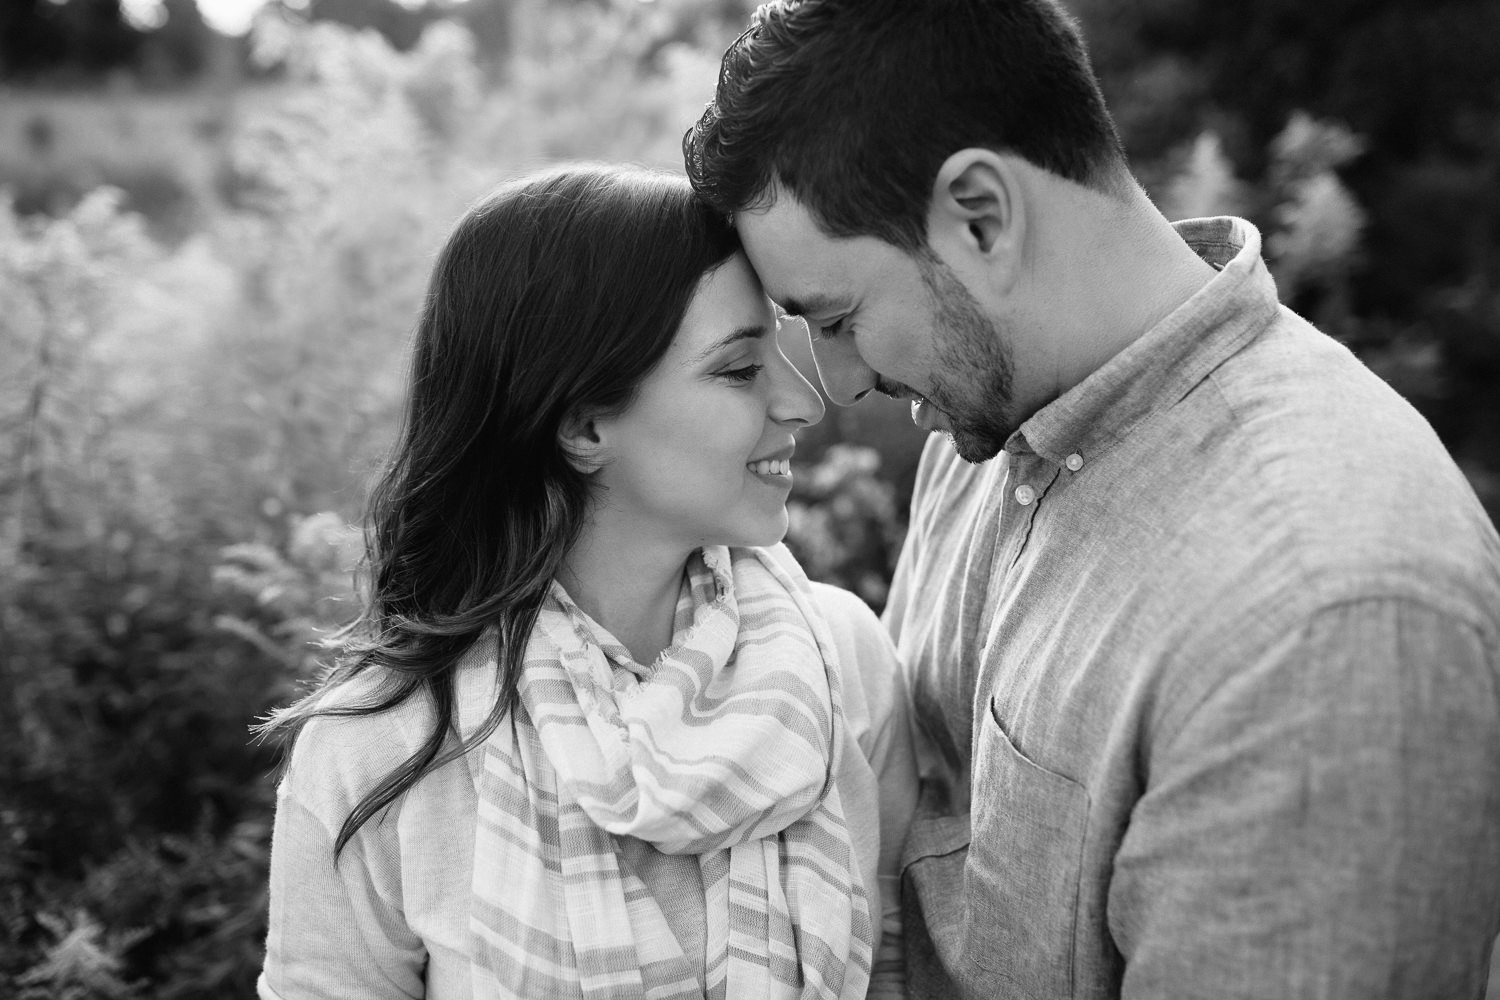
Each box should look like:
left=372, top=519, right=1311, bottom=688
left=945, top=419, right=1009, bottom=465
left=911, top=398, right=1008, bottom=464
left=945, top=433, right=999, bottom=465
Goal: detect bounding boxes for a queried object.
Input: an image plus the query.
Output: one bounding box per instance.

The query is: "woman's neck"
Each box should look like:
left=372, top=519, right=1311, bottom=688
left=557, top=523, right=692, bottom=667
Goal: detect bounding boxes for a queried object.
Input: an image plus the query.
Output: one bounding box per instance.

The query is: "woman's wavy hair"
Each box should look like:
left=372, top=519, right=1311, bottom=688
left=258, top=165, right=741, bottom=856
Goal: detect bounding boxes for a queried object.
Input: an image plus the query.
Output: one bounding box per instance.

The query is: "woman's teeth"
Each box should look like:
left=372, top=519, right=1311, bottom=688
left=748, top=458, right=791, bottom=476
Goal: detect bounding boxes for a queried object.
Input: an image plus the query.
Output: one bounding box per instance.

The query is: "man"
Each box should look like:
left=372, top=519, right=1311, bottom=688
left=683, top=0, right=1500, bottom=996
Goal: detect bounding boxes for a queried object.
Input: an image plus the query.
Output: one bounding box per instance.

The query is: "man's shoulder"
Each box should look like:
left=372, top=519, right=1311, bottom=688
left=1198, top=311, right=1500, bottom=603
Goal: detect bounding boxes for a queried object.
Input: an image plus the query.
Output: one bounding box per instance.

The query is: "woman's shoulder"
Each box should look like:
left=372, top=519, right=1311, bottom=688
left=807, top=580, right=884, bottom=642
left=747, top=544, right=877, bottom=627
left=310, top=672, right=433, bottom=743
left=281, top=638, right=502, bottom=811
left=800, top=576, right=893, bottom=670
left=790, top=567, right=917, bottom=831
left=810, top=581, right=902, bottom=721
left=751, top=545, right=902, bottom=731
left=745, top=542, right=893, bottom=663
left=281, top=672, right=443, bottom=812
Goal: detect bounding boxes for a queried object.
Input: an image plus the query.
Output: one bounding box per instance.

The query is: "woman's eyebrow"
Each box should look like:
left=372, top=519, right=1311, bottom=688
left=690, top=324, right=767, bottom=364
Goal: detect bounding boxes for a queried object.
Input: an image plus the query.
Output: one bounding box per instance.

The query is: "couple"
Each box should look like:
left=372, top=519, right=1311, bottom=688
left=258, top=0, right=1500, bottom=997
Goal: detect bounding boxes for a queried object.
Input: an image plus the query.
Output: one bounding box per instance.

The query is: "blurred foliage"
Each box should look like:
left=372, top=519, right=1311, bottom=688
left=786, top=445, right=905, bottom=612
left=0, top=0, right=1496, bottom=997
left=1076, top=0, right=1500, bottom=516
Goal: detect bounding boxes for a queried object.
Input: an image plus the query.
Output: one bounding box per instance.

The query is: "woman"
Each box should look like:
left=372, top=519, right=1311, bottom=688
left=257, top=165, right=916, bottom=1000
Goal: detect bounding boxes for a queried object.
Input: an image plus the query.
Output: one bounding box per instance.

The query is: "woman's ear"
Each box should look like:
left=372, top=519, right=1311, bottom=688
left=926, top=148, right=1026, bottom=293
left=559, top=410, right=608, bottom=474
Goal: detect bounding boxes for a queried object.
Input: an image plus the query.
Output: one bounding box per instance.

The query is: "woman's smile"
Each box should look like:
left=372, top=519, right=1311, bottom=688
left=747, top=445, right=795, bottom=482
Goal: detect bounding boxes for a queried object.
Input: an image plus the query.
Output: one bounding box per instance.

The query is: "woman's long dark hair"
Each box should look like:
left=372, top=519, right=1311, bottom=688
left=257, top=165, right=741, bottom=855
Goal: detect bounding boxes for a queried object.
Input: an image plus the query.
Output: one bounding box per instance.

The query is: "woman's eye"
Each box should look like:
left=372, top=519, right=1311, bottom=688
left=719, top=364, right=765, bottom=384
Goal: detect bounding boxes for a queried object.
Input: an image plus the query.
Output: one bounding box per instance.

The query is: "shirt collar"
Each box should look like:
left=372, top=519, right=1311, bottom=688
left=1010, top=216, right=1282, bottom=466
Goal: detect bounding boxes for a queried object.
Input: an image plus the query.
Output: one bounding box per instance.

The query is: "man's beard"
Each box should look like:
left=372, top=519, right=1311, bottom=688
left=917, top=254, right=1017, bottom=464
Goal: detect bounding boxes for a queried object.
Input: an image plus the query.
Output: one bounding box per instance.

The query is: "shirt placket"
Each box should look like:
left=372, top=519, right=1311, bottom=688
left=995, top=451, right=1055, bottom=576
left=972, top=450, right=1058, bottom=713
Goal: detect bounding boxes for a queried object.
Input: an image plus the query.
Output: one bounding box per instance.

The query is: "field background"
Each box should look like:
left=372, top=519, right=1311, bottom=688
left=1, top=0, right=1497, bottom=995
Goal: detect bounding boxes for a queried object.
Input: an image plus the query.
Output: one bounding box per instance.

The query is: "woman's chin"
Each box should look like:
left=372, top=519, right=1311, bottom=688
left=756, top=509, right=792, bottom=547
left=709, top=511, right=790, bottom=551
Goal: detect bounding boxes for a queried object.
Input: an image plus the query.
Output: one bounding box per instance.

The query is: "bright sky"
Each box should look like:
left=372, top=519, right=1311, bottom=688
left=117, top=0, right=476, bottom=37
left=118, top=0, right=474, bottom=36
left=195, top=0, right=274, bottom=35
left=124, top=0, right=448, bottom=37
left=118, top=0, right=273, bottom=35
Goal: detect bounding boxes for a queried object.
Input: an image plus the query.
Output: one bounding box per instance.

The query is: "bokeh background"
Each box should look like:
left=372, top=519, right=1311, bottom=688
left=1, top=0, right=1497, bottom=995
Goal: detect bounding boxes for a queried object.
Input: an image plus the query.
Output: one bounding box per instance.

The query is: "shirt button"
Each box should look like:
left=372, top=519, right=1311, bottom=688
left=1014, top=484, right=1036, bottom=506
left=1065, top=453, right=1084, bottom=471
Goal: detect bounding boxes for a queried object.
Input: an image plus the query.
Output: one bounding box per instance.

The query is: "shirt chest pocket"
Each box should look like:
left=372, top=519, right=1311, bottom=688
left=966, top=703, right=1089, bottom=999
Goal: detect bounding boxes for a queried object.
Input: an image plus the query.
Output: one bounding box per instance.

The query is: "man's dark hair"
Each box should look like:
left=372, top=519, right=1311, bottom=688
left=684, top=0, right=1128, bottom=251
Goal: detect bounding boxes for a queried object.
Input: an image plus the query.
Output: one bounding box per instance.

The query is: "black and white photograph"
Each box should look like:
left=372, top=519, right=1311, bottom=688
left=2, top=0, right=1498, bottom=996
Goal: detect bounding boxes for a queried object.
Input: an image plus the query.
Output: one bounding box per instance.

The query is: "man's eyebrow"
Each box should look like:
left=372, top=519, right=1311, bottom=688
left=690, top=324, right=768, bottom=365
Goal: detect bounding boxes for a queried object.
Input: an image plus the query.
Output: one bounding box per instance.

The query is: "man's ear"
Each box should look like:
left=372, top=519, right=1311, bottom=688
left=559, top=409, right=608, bottom=474
left=926, top=149, right=1025, bottom=291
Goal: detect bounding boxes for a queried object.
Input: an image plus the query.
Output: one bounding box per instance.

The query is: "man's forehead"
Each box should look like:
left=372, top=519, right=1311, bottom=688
left=732, top=187, right=826, bottom=251
left=733, top=201, right=844, bottom=315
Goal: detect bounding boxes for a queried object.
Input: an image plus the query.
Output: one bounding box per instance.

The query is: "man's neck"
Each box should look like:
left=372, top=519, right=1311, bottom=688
left=1029, top=182, right=1221, bottom=400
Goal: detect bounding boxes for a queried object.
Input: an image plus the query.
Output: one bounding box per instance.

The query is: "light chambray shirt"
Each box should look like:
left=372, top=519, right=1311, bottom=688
left=886, top=216, right=1500, bottom=1000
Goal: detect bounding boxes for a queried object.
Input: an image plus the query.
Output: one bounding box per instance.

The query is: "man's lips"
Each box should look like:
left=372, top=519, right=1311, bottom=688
left=874, top=376, right=918, bottom=400
left=877, top=380, right=935, bottom=412
left=869, top=375, right=952, bottom=432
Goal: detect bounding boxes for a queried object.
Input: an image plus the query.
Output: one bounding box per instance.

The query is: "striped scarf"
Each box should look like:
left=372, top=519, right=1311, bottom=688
left=468, top=544, right=873, bottom=999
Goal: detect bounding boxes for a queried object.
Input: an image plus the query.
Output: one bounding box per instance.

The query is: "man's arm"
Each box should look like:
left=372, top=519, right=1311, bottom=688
left=1109, top=596, right=1500, bottom=998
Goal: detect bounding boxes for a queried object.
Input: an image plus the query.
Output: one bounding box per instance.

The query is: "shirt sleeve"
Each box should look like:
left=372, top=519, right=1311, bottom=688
left=1109, top=596, right=1500, bottom=998
left=259, top=721, right=429, bottom=1000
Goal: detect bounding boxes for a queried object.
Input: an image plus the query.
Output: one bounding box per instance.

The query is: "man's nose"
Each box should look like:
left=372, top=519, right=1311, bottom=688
left=808, top=335, right=876, bottom=407
left=770, top=355, right=826, bottom=428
